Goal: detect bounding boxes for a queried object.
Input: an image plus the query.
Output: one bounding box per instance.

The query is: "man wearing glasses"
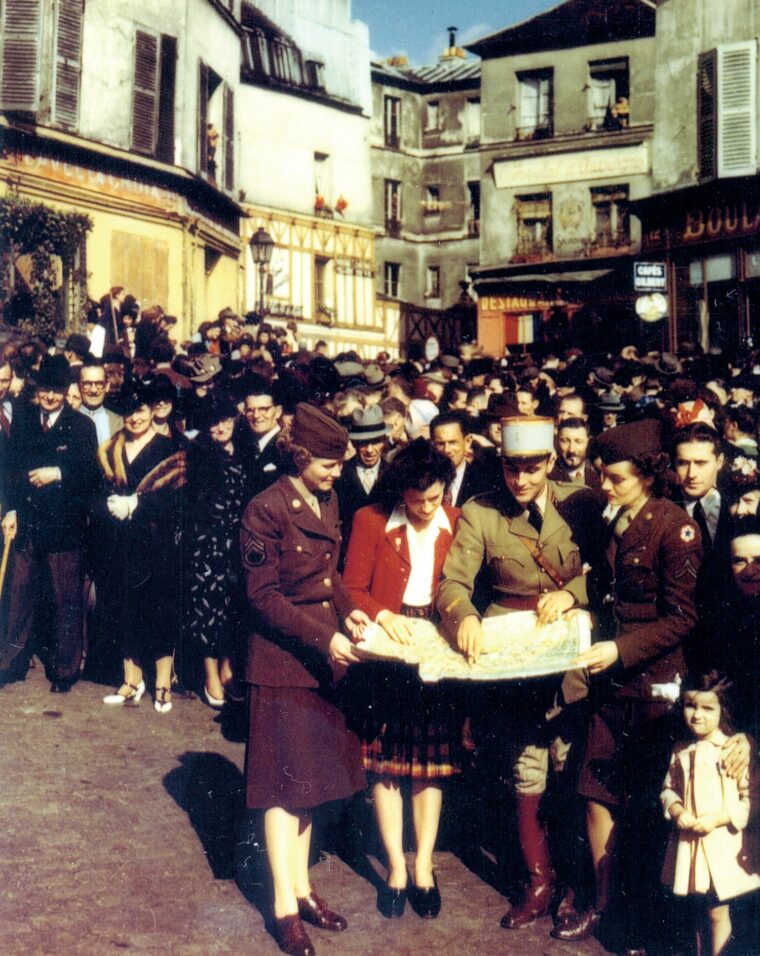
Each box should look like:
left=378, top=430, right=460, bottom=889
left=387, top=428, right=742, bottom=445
left=237, top=376, right=285, bottom=500
left=78, top=358, right=123, bottom=444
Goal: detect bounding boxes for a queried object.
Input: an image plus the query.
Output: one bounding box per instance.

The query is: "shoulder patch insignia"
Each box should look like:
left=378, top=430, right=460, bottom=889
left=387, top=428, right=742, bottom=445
left=679, top=525, right=696, bottom=543
left=243, top=533, right=266, bottom=568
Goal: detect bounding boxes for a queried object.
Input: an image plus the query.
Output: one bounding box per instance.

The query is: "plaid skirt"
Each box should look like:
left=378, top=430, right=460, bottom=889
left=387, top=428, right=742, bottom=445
left=349, top=605, right=463, bottom=779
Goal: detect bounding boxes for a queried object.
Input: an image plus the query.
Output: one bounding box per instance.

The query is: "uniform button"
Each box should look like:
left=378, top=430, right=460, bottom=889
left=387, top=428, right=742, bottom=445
left=325, top=553, right=331, bottom=560
left=292, top=499, right=301, bottom=509
left=541, top=588, right=549, bottom=594
left=645, top=512, right=653, bottom=520
left=321, top=601, right=330, bottom=608
left=633, top=557, right=640, bottom=564
left=323, top=577, right=332, bottom=587
left=296, top=545, right=303, bottom=553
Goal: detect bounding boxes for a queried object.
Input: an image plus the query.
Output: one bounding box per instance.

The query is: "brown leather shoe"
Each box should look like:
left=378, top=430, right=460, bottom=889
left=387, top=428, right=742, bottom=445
left=550, top=907, right=603, bottom=941
left=500, top=880, right=553, bottom=929
left=271, top=914, right=315, bottom=956
left=298, top=889, right=347, bottom=931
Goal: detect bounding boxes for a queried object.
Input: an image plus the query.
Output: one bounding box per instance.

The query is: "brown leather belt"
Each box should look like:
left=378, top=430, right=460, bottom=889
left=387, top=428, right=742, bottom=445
left=494, top=595, right=540, bottom=611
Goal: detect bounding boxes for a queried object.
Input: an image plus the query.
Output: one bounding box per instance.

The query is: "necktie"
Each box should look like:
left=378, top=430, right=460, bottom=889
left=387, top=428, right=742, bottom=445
left=443, top=486, right=453, bottom=507
left=527, top=502, right=543, bottom=534
left=693, top=500, right=711, bottom=550
left=41, top=412, right=50, bottom=433
left=0, top=403, right=9, bottom=438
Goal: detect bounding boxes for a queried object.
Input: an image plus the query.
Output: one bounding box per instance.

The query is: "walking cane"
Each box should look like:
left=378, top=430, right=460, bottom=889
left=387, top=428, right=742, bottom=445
left=0, top=510, right=13, bottom=602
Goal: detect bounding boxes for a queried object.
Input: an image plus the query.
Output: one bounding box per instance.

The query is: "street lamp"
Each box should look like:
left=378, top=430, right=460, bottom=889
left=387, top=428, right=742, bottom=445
left=248, top=226, right=274, bottom=317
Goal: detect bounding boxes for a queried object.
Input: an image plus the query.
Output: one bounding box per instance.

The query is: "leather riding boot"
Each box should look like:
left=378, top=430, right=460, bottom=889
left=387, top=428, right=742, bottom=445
left=501, top=793, right=555, bottom=929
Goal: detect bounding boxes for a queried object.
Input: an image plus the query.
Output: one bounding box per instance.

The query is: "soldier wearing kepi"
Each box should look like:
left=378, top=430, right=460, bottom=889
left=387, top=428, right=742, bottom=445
left=437, top=416, right=603, bottom=932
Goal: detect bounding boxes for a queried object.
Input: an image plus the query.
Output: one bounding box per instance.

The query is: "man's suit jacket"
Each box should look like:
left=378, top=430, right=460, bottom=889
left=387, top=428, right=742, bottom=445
left=455, top=454, right=501, bottom=508
left=335, top=458, right=385, bottom=551
left=235, top=421, right=285, bottom=501
left=550, top=459, right=603, bottom=497
left=6, top=402, right=98, bottom=552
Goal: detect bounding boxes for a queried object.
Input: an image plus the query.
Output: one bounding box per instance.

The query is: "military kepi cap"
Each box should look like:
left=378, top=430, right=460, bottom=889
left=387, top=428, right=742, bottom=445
left=501, top=416, right=555, bottom=457
left=292, top=402, right=348, bottom=460
left=595, top=418, right=662, bottom=464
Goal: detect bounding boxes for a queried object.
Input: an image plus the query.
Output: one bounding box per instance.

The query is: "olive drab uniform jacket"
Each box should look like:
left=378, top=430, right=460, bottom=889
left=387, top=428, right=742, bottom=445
left=240, top=475, right=354, bottom=690
left=437, top=480, right=603, bottom=636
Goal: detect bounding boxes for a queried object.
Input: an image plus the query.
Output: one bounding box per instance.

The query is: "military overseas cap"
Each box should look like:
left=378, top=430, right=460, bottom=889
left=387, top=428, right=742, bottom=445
left=501, top=416, right=555, bottom=458
left=594, top=418, right=663, bottom=464
left=292, top=402, right=348, bottom=460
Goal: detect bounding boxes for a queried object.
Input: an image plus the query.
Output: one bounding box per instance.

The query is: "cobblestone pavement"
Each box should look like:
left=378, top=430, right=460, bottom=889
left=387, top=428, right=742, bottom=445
left=0, top=663, right=611, bottom=956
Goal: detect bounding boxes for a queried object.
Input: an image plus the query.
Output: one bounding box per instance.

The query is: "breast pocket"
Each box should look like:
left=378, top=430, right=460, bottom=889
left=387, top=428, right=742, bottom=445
left=616, top=548, right=656, bottom=597
left=488, top=551, right=526, bottom=586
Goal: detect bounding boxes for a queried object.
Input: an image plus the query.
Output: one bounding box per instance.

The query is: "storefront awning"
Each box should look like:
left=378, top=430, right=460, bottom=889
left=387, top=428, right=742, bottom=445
left=499, top=269, right=613, bottom=284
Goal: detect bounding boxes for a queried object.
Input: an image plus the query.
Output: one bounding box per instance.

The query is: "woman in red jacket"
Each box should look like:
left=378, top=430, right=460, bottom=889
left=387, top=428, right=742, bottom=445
left=342, top=439, right=460, bottom=920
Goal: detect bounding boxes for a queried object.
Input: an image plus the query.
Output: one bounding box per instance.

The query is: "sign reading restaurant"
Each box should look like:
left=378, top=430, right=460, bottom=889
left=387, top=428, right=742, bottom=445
left=493, top=143, right=649, bottom=190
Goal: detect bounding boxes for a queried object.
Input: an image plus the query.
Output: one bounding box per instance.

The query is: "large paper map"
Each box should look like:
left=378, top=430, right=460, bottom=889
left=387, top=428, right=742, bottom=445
left=355, top=611, right=591, bottom=683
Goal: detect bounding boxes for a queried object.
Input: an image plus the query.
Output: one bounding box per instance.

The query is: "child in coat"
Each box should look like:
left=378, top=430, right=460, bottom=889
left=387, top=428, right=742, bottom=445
left=661, top=672, right=760, bottom=955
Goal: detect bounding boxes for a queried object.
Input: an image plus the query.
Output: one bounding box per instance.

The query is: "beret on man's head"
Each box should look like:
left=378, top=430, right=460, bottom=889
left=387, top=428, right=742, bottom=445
left=291, top=402, right=348, bottom=460
left=594, top=418, right=663, bottom=465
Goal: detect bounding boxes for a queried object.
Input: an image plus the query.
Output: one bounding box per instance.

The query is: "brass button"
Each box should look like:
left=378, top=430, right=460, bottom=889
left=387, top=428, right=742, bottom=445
left=645, top=512, right=653, bottom=520
left=325, top=553, right=331, bottom=560
left=292, top=499, right=301, bottom=509
left=322, top=601, right=330, bottom=608
left=296, top=545, right=303, bottom=553
left=633, top=557, right=640, bottom=564
left=323, top=577, right=332, bottom=587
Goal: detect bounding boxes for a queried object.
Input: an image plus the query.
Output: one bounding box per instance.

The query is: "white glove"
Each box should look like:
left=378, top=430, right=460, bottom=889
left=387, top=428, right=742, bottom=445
left=107, top=494, right=139, bottom=521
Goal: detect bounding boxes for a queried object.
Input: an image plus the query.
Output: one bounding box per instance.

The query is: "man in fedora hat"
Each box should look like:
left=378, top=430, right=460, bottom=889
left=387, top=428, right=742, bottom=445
left=335, top=405, right=389, bottom=559
left=438, top=416, right=603, bottom=933
left=0, top=355, right=99, bottom=691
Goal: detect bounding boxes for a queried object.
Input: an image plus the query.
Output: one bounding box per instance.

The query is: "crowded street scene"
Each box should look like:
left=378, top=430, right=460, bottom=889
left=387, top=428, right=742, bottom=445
left=1, top=0, right=760, bottom=954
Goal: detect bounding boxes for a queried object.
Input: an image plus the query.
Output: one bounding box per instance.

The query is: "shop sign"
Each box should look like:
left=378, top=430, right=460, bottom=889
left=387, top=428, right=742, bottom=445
left=6, top=150, right=177, bottom=212
left=479, top=294, right=554, bottom=315
left=493, top=143, right=648, bottom=190
left=634, top=261, right=667, bottom=292
left=644, top=198, right=760, bottom=250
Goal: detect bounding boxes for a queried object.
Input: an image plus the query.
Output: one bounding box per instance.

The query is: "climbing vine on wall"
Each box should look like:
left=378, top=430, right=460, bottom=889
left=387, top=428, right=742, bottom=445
left=0, top=198, right=93, bottom=338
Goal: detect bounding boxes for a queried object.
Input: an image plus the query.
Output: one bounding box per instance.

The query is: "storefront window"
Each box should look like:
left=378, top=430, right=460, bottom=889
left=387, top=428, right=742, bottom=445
left=675, top=253, right=738, bottom=353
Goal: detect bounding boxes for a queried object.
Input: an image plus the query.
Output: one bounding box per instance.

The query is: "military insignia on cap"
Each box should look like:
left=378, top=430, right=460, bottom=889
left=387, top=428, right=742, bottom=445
left=680, top=525, right=696, bottom=543
left=243, top=533, right=266, bottom=567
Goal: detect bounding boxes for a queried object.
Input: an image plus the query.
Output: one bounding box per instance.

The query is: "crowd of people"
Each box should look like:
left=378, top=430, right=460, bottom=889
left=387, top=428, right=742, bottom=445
left=1, top=294, right=760, bottom=956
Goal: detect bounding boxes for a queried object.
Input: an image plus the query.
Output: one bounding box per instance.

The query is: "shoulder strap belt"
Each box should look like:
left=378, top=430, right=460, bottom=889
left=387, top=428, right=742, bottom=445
left=513, top=533, right=566, bottom=590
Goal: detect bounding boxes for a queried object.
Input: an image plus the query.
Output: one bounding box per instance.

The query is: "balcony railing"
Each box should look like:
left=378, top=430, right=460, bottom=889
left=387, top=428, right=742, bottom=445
left=512, top=240, right=552, bottom=262
left=514, top=122, right=553, bottom=142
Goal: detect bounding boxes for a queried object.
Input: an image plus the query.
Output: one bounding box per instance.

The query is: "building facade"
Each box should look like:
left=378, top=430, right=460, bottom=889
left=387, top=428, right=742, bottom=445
left=637, top=0, right=760, bottom=354
left=467, top=0, right=657, bottom=355
left=0, top=0, right=245, bottom=343
left=236, top=0, right=394, bottom=357
left=370, top=33, right=481, bottom=349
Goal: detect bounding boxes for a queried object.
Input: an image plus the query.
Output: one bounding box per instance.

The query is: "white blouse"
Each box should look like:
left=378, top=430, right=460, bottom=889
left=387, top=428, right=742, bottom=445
left=385, top=504, right=452, bottom=607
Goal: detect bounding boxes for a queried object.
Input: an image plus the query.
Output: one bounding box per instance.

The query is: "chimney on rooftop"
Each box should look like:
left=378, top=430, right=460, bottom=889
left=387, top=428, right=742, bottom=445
left=440, top=25, right=466, bottom=64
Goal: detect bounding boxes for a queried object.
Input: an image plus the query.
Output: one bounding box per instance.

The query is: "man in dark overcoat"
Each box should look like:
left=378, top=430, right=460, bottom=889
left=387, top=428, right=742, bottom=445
left=0, top=355, right=98, bottom=691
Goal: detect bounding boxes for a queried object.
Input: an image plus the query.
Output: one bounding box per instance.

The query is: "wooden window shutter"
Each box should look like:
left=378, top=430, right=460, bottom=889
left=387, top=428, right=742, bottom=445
left=0, top=0, right=41, bottom=112
left=199, top=61, right=209, bottom=174
left=697, top=50, right=717, bottom=181
left=156, top=35, right=177, bottom=164
left=223, top=83, right=234, bottom=191
left=53, top=0, right=83, bottom=129
left=132, top=30, right=159, bottom=154
left=717, top=41, right=757, bottom=178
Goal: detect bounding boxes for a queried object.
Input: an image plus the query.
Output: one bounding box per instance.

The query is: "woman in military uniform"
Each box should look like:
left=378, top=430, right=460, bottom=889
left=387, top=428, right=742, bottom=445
left=240, top=402, right=370, bottom=956
left=437, top=416, right=603, bottom=932
left=554, top=418, right=701, bottom=956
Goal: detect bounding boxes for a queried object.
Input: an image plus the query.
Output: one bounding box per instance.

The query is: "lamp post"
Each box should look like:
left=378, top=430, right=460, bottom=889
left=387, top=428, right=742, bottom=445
left=248, top=226, right=275, bottom=318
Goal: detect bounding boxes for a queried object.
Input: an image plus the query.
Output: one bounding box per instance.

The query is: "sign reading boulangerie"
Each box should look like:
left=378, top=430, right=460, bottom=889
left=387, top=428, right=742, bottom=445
left=644, top=196, right=760, bottom=251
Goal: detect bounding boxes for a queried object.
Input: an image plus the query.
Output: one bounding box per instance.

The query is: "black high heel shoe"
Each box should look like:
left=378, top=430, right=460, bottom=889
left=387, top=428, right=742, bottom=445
left=409, top=873, right=441, bottom=919
left=377, top=880, right=407, bottom=918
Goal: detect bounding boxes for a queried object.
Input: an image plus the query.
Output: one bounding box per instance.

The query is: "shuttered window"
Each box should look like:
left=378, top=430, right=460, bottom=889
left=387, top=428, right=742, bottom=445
left=198, top=61, right=210, bottom=174
left=223, top=83, right=234, bottom=192
left=52, top=0, right=82, bottom=128
left=699, top=42, right=757, bottom=180
left=717, top=41, right=756, bottom=177
left=131, top=30, right=159, bottom=154
left=0, top=0, right=41, bottom=111
left=155, top=35, right=177, bottom=164
left=697, top=50, right=717, bottom=180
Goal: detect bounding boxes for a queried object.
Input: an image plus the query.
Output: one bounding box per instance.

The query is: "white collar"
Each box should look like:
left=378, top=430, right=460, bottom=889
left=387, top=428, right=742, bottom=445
left=386, top=503, right=452, bottom=536
left=258, top=425, right=280, bottom=452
